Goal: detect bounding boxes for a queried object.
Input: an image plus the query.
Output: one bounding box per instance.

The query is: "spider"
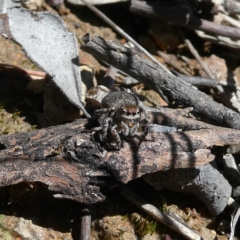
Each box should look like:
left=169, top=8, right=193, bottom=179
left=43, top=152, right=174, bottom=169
left=94, top=91, right=150, bottom=149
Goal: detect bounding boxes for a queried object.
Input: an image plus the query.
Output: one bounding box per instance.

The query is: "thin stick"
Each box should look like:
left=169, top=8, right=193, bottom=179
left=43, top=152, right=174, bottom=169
left=171, top=70, right=218, bottom=87
left=157, top=51, right=190, bottom=76
left=121, top=187, right=202, bottom=240
left=230, top=206, right=240, bottom=240
left=178, top=31, right=215, bottom=79
left=179, top=31, right=227, bottom=97
left=80, top=206, right=91, bottom=240
left=80, top=0, right=164, bottom=68
left=227, top=197, right=240, bottom=240
left=223, top=15, right=240, bottom=29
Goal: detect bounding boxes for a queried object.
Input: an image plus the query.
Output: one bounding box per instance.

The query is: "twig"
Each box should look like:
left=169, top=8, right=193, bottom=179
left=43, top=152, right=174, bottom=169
left=80, top=0, right=163, bottom=67
left=80, top=205, right=91, bottom=240
left=157, top=51, right=190, bottom=76
left=158, top=36, right=218, bottom=87
left=230, top=206, right=240, bottom=240
left=223, top=15, right=240, bottom=29
left=178, top=30, right=215, bottom=79
left=228, top=197, right=240, bottom=240
left=171, top=70, right=217, bottom=87
left=130, top=0, right=240, bottom=39
left=121, top=187, right=202, bottom=240
left=178, top=31, right=235, bottom=108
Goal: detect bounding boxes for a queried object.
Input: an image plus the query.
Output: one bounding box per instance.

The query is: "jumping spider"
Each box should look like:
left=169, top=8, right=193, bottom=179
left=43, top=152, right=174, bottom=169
left=94, top=91, right=150, bottom=149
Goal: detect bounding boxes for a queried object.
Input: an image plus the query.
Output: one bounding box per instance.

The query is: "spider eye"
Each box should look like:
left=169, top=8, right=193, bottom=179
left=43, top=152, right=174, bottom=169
left=127, top=111, right=131, bottom=115
left=132, top=112, right=136, bottom=115
left=121, top=107, right=126, bottom=112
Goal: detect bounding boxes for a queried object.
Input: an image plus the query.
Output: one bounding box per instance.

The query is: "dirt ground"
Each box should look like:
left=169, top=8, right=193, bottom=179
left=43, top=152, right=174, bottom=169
left=0, top=1, right=238, bottom=239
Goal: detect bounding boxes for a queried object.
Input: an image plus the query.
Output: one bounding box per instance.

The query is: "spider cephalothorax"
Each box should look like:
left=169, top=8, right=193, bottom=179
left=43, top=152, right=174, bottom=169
left=94, top=91, right=149, bottom=149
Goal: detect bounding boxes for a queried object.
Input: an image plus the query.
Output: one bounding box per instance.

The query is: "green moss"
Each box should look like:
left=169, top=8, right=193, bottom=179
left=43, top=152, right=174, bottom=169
left=159, top=195, right=168, bottom=212
left=0, top=215, right=19, bottom=240
left=130, top=213, right=157, bottom=238
left=11, top=111, right=21, bottom=122
left=2, top=128, right=9, bottom=135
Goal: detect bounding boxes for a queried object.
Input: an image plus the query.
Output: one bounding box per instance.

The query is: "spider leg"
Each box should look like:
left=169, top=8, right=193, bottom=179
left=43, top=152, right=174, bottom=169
left=137, top=119, right=152, bottom=147
left=129, top=123, right=139, bottom=137
left=111, top=125, right=121, bottom=149
left=95, top=107, right=115, bottom=122
left=101, top=117, right=111, bottom=138
left=96, top=107, right=116, bottom=140
left=94, top=108, right=107, bottom=120
left=139, top=124, right=149, bottom=139
left=120, top=121, right=129, bottom=136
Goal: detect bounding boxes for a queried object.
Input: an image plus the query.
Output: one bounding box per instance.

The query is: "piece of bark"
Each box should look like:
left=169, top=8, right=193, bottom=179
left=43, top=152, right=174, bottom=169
left=2, top=117, right=240, bottom=203
left=105, top=126, right=240, bottom=183
left=0, top=119, right=105, bottom=204
left=81, top=35, right=240, bottom=129
left=130, top=0, right=240, bottom=39
left=0, top=118, right=214, bottom=187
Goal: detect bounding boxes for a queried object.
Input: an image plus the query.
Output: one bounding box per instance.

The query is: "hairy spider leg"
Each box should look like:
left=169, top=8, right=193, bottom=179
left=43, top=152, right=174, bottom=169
left=95, top=107, right=116, bottom=139
left=111, top=125, right=121, bottom=149
left=102, top=117, right=112, bottom=138
left=120, top=121, right=129, bottom=136
left=129, top=123, right=139, bottom=136
left=137, top=119, right=152, bottom=148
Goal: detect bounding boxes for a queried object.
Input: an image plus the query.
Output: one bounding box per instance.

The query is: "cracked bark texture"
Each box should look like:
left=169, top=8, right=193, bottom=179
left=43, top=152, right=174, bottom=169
left=1, top=117, right=240, bottom=204
left=81, top=35, right=240, bottom=129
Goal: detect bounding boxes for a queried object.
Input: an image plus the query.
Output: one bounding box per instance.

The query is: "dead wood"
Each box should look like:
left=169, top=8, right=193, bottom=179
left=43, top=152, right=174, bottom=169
left=81, top=35, right=240, bottom=129
left=80, top=206, right=91, bottom=240
left=149, top=107, right=219, bottom=130
left=1, top=117, right=240, bottom=203
left=0, top=119, right=105, bottom=204
left=171, top=71, right=218, bottom=87
left=130, top=0, right=240, bottom=39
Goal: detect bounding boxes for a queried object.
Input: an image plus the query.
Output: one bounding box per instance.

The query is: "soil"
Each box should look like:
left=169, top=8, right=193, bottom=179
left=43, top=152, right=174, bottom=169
left=0, top=1, right=237, bottom=240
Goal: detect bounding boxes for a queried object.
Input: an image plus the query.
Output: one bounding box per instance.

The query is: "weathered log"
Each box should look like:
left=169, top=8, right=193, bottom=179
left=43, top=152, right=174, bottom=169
left=1, top=117, right=240, bottom=204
